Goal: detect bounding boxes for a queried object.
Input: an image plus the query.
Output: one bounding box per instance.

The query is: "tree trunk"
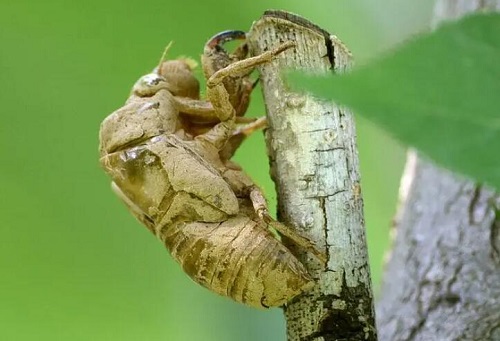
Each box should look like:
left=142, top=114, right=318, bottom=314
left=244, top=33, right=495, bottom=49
left=248, top=11, right=377, bottom=341
left=376, top=2, right=500, bottom=341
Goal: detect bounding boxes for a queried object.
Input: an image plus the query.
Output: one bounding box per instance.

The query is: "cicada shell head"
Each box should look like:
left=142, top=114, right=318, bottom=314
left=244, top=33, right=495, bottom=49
left=157, top=59, right=200, bottom=100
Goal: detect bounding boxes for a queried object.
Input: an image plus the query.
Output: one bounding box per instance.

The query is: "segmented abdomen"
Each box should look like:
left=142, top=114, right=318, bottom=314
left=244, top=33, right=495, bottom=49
left=159, top=216, right=313, bottom=308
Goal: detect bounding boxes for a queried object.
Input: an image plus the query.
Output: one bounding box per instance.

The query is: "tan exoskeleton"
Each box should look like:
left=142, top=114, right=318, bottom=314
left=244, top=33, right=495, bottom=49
left=99, top=31, right=324, bottom=308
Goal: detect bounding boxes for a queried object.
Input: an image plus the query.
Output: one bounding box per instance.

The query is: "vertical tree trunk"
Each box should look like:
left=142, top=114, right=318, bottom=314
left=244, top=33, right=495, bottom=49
left=376, top=2, right=500, bottom=340
left=248, top=11, right=377, bottom=341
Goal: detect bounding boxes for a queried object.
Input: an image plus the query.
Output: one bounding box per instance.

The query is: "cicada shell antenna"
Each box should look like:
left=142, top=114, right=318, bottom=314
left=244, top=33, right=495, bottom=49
left=156, top=41, right=174, bottom=74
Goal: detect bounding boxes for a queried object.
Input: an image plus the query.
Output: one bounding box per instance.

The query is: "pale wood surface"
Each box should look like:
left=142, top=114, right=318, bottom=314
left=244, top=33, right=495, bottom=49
left=248, top=11, right=376, bottom=341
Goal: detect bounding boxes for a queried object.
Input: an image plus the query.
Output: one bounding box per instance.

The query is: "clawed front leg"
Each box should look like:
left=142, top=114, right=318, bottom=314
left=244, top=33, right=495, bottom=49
left=199, top=41, right=295, bottom=150
left=206, top=41, right=295, bottom=90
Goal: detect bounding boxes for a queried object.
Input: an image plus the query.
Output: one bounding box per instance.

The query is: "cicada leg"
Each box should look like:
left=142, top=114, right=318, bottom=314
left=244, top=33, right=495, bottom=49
left=173, top=30, right=252, bottom=125
left=219, top=116, right=268, bottom=161
left=232, top=116, right=267, bottom=136
left=220, top=163, right=327, bottom=264
left=248, top=188, right=327, bottom=264
left=199, top=41, right=295, bottom=150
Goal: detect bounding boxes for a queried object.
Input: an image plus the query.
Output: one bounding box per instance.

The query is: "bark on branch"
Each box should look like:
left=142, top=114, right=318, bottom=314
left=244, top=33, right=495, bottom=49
left=248, top=11, right=376, bottom=341
left=377, top=2, right=500, bottom=340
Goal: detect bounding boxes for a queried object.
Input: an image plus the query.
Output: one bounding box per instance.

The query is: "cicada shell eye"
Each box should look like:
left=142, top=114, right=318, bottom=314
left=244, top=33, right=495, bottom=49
left=158, top=60, right=200, bottom=99
left=132, top=73, right=169, bottom=97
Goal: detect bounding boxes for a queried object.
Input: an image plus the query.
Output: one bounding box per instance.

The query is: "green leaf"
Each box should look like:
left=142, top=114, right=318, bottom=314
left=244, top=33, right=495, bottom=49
left=291, top=13, right=500, bottom=189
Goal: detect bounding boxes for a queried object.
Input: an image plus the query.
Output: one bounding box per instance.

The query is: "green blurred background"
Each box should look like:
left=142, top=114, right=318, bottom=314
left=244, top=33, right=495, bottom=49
left=0, top=1, right=435, bottom=340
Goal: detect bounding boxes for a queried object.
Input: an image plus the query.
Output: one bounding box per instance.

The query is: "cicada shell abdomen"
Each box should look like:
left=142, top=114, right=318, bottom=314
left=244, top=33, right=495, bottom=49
left=160, top=216, right=314, bottom=308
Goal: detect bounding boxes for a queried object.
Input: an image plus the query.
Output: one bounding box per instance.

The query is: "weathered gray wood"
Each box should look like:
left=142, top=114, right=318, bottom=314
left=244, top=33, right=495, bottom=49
left=432, top=0, right=500, bottom=27
left=248, top=11, right=376, bottom=341
left=377, top=152, right=500, bottom=341
left=377, top=3, right=500, bottom=340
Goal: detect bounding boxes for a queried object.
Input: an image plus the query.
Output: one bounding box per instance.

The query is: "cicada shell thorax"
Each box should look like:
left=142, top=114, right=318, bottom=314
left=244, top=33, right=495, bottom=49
left=160, top=215, right=313, bottom=308
left=99, top=89, right=180, bottom=157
